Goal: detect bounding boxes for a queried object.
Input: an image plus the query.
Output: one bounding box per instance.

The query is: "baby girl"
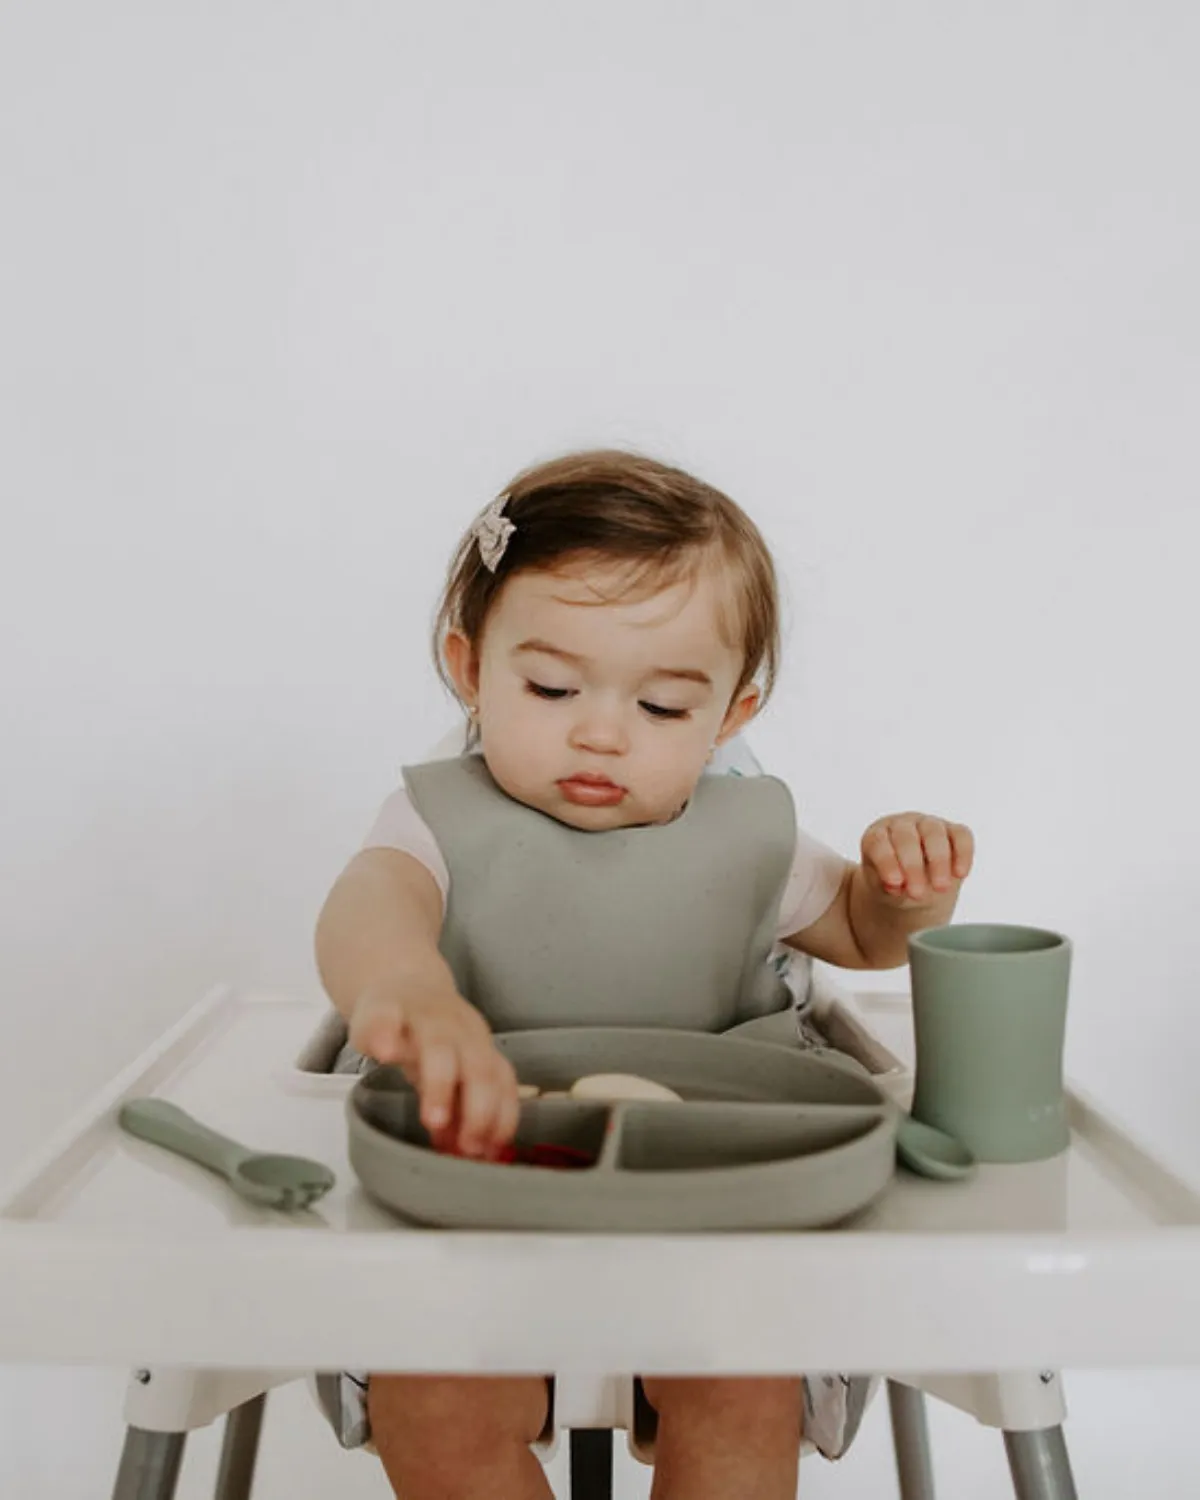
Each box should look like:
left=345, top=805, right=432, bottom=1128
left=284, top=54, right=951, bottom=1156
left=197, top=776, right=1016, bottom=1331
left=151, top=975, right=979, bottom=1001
left=315, top=448, right=973, bottom=1498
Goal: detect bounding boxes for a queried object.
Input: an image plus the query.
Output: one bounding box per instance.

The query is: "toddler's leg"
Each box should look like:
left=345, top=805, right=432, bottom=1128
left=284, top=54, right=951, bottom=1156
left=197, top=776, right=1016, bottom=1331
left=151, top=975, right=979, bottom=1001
left=641, top=1375, right=804, bottom=1500
left=367, top=1373, right=553, bottom=1500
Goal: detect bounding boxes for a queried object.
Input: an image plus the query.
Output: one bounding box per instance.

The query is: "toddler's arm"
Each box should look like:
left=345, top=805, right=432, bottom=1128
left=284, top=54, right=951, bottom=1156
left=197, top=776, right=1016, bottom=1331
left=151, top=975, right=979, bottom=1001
left=315, top=848, right=520, bottom=1156
left=784, top=812, right=973, bottom=968
left=315, top=847, right=450, bottom=1022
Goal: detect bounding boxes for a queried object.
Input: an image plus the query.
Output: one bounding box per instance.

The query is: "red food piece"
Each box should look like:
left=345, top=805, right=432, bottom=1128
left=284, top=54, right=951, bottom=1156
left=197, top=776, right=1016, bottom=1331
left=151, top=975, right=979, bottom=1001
left=518, top=1143, right=594, bottom=1170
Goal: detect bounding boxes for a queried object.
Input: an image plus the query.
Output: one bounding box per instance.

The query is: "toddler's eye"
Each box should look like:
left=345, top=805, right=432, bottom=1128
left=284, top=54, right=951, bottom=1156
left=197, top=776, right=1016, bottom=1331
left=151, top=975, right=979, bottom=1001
left=526, top=682, right=572, bottom=701
left=640, top=702, right=689, bottom=720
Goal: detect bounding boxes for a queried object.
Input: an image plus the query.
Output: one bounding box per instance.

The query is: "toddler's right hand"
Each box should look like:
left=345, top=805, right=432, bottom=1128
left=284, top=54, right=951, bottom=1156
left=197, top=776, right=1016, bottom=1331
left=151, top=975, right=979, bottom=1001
left=348, top=981, right=521, bottom=1159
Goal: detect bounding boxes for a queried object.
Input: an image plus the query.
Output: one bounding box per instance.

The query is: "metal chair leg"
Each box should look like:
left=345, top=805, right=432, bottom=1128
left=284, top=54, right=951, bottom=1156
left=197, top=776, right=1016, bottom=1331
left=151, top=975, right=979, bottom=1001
left=1004, top=1426, right=1079, bottom=1500
left=110, top=1428, right=187, bottom=1500
left=569, top=1428, right=613, bottom=1500
left=214, top=1393, right=267, bottom=1500
left=888, top=1381, right=937, bottom=1500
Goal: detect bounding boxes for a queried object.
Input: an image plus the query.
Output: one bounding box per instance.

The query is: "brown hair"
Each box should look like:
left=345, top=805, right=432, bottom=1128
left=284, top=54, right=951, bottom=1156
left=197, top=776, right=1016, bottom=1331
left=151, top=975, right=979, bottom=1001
left=433, top=448, right=781, bottom=715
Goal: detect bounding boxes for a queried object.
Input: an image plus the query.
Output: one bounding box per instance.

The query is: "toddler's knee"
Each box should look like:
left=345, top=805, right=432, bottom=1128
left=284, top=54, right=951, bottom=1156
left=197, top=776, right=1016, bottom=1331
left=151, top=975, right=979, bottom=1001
left=367, top=1373, right=548, bottom=1454
left=643, top=1375, right=803, bottom=1437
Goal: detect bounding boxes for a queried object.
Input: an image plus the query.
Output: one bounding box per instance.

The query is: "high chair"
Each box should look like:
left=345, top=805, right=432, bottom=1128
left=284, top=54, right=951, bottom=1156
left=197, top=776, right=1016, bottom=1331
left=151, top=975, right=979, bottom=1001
left=107, top=980, right=1084, bottom=1500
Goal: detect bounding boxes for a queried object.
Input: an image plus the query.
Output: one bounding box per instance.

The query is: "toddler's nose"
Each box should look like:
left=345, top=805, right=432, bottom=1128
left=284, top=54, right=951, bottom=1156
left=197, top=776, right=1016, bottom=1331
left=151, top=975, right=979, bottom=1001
left=568, top=708, right=628, bottom=755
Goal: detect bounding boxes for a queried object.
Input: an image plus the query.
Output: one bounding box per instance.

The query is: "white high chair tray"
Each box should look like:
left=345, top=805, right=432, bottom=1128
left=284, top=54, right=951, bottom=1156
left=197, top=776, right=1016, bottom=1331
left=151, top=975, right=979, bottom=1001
left=1, top=980, right=1198, bottom=1376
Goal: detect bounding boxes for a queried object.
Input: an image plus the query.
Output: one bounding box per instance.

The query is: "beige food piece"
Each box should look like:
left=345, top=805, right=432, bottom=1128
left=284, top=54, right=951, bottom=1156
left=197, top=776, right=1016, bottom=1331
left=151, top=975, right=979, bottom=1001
left=517, top=1084, right=540, bottom=1100
left=569, top=1073, right=683, bottom=1103
left=540, top=1090, right=570, bottom=1099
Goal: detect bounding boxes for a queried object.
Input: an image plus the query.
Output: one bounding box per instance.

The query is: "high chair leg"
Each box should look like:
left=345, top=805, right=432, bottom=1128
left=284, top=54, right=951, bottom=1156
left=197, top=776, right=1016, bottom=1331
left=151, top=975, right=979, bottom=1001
left=887, top=1381, right=936, bottom=1500
left=569, top=1429, right=614, bottom=1500
left=1003, top=1427, right=1078, bottom=1500
left=110, top=1428, right=186, bottom=1500
left=214, top=1393, right=267, bottom=1500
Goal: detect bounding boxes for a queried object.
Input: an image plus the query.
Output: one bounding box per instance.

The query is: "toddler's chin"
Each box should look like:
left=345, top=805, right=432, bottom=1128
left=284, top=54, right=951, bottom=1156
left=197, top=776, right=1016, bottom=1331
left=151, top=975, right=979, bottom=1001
left=555, top=794, right=688, bottom=832
left=550, top=798, right=640, bottom=831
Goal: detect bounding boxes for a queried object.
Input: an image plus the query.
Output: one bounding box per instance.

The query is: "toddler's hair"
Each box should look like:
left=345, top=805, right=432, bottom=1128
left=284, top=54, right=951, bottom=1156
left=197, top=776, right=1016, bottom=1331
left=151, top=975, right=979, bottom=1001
left=433, top=449, right=781, bottom=713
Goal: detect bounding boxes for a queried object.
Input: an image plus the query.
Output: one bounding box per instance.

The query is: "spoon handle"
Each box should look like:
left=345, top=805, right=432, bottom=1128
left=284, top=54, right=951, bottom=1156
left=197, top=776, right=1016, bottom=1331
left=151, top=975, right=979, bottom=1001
left=118, top=1098, right=250, bottom=1180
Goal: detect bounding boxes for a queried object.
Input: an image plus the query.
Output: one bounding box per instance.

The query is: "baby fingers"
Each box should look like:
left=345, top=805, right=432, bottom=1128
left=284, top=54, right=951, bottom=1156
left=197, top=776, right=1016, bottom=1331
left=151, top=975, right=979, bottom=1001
left=947, top=821, right=975, bottom=880
left=863, top=813, right=975, bottom=900
left=415, top=1028, right=520, bottom=1158
left=455, top=1049, right=522, bottom=1159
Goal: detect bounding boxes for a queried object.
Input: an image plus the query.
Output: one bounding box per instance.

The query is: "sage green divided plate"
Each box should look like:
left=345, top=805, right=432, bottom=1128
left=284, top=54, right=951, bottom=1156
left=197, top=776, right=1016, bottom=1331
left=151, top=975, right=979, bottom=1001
left=346, top=1027, right=904, bottom=1231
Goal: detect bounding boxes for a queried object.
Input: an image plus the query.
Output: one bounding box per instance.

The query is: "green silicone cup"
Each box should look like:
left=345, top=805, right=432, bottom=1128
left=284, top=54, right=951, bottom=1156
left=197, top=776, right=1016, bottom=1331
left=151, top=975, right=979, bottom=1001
left=907, top=923, right=1072, bottom=1163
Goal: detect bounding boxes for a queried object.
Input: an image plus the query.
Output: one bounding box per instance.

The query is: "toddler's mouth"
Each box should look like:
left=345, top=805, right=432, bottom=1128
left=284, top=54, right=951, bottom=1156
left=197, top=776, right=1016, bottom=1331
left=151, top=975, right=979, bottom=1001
left=557, top=774, right=627, bottom=807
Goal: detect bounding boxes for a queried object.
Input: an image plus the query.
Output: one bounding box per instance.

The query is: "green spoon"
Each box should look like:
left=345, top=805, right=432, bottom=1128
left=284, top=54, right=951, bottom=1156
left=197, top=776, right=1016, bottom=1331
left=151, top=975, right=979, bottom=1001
left=118, top=1098, right=336, bottom=1211
left=894, top=1113, right=976, bottom=1180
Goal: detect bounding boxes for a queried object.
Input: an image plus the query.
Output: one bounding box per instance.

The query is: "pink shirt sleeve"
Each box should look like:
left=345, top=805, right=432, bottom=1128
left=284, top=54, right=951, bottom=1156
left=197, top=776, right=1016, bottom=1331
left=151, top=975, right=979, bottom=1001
left=774, top=825, right=850, bottom=941
left=361, top=784, right=450, bottom=904
left=361, top=780, right=848, bottom=939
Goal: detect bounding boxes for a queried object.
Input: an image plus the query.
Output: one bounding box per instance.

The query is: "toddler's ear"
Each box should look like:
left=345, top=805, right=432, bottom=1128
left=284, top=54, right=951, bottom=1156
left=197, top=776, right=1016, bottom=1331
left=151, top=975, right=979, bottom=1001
left=443, top=629, right=481, bottom=702
left=716, top=684, right=760, bottom=745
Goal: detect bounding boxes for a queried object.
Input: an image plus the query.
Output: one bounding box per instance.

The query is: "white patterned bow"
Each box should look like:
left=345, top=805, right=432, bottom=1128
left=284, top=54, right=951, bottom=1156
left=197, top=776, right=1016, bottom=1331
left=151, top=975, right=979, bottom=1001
left=473, top=493, right=516, bottom=572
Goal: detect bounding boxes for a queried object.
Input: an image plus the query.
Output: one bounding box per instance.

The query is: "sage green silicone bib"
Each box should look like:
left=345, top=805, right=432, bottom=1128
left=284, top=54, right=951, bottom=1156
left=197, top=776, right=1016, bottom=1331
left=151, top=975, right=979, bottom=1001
left=402, top=755, right=796, bottom=1033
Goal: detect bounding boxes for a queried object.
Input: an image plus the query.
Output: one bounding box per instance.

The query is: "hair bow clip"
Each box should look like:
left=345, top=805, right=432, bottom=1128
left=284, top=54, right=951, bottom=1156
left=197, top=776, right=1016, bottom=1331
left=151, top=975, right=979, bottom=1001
left=473, top=493, right=515, bottom=573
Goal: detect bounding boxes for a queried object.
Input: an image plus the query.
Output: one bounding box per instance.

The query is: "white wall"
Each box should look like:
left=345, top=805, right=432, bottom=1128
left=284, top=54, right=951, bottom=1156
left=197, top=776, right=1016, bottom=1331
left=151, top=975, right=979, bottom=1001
left=2, top=3, right=1198, bottom=1495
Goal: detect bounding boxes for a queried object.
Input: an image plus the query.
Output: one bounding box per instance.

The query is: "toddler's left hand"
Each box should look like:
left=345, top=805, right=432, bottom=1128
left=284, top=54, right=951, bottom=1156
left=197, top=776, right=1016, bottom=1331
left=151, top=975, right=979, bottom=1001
left=860, top=812, right=975, bottom=906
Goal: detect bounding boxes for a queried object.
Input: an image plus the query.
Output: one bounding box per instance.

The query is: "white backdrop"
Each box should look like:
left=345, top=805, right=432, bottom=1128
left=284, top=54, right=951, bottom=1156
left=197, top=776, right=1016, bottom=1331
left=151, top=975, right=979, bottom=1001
left=2, top=4, right=1198, bottom=1496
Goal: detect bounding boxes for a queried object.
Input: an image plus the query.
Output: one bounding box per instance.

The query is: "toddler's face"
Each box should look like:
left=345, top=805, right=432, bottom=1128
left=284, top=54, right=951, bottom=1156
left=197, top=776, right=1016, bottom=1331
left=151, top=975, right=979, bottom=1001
left=444, top=558, right=759, bottom=830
